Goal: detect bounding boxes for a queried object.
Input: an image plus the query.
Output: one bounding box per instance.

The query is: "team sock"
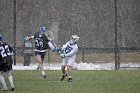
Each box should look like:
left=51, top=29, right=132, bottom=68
left=42, top=71, right=45, bottom=76
left=0, top=75, right=7, bottom=89
left=8, top=75, right=14, bottom=88
left=69, top=76, right=72, bottom=78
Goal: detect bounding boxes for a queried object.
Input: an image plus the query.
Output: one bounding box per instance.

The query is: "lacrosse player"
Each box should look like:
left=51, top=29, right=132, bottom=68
left=0, top=34, right=14, bottom=91
left=60, top=35, right=79, bottom=82
left=24, top=26, right=55, bottom=79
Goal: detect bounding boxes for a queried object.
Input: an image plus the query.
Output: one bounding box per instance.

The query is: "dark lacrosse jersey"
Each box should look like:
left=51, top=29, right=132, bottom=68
left=33, top=32, right=49, bottom=52
left=0, top=54, right=3, bottom=64
left=0, top=54, right=4, bottom=71
left=0, top=42, right=13, bottom=72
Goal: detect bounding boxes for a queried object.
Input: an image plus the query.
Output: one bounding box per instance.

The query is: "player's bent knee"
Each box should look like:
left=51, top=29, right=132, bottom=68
left=7, top=71, right=12, bottom=76
left=67, top=65, right=72, bottom=68
left=61, top=65, right=66, bottom=70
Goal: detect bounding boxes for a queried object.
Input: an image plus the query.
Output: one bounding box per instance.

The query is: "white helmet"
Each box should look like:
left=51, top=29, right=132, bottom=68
left=69, top=35, right=79, bottom=44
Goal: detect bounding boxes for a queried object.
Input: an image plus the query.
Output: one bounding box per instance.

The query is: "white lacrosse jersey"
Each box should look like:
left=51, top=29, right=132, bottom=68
left=62, top=41, right=78, bottom=57
left=61, top=41, right=78, bottom=66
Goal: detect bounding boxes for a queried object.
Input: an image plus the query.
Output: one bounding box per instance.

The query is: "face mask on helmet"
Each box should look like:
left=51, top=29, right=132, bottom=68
left=69, top=35, right=79, bottom=44
left=69, top=39, right=74, bottom=44
left=39, top=26, right=47, bottom=33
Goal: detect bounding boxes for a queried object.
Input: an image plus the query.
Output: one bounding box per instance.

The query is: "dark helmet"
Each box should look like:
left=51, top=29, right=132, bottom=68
left=39, top=26, right=47, bottom=32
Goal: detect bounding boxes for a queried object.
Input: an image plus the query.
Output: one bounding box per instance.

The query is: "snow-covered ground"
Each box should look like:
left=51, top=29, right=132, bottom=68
left=13, top=62, right=140, bottom=70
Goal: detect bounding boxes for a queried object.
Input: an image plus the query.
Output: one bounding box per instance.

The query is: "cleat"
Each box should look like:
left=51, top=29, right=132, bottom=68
left=36, top=67, right=39, bottom=72
left=68, top=78, right=72, bottom=82
left=61, top=74, right=67, bottom=81
left=11, top=88, right=14, bottom=91
left=43, top=75, right=46, bottom=79
left=1, top=88, right=8, bottom=91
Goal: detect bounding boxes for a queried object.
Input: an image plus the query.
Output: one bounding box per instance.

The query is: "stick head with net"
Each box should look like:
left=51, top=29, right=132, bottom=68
left=45, top=31, right=54, bottom=41
left=45, top=30, right=59, bottom=48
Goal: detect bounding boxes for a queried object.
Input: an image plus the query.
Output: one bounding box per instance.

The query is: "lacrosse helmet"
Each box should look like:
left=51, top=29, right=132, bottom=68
left=69, top=35, right=79, bottom=44
left=39, top=26, right=47, bottom=32
left=0, top=34, right=3, bottom=41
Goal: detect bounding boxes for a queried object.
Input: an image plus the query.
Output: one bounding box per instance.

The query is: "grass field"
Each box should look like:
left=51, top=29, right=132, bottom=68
left=1, top=70, right=140, bottom=93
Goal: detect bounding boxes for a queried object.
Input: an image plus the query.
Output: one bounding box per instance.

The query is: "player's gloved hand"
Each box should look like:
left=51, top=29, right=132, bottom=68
left=60, top=54, right=65, bottom=58
left=23, top=37, right=29, bottom=42
left=52, top=47, right=61, bottom=52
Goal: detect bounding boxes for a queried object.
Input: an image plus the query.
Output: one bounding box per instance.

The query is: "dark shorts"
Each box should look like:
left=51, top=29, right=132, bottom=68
left=35, top=51, right=46, bottom=59
left=0, top=57, right=13, bottom=72
left=0, top=63, right=12, bottom=72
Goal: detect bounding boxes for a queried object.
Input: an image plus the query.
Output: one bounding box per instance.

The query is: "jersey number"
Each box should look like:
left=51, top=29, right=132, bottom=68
left=35, top=40, right=44, bottom=47
left=0, top=45, right=11, bottom=57
left=65, top=46, right=73, bottom=54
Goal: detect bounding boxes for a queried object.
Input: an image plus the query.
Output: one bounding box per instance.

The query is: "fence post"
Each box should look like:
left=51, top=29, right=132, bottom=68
left=114, top=0, right=120, bottom=70
left=47, top=49, right=51, bottom=67
left=13, top=0, right=16, bottom=65
left=118, top=49, right=121, bottom=69
left=82, top=45, right=85, bottom=63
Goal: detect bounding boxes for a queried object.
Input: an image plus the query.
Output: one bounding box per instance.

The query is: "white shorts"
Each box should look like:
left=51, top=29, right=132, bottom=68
left=62, top=56, right=76, bottom=67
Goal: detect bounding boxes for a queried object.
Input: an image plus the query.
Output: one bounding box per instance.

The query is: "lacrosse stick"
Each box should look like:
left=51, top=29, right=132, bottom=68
left=45, top=31, right=62, bottom=54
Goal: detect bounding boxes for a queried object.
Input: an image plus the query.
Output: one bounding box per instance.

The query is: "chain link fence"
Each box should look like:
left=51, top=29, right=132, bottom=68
left=0, top=0, right=140, bottom=69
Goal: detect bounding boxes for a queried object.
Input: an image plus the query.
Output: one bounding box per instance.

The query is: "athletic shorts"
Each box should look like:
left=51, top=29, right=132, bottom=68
left=0, top=63, right=12, bottom=72
left=35, top=51, right=46, bottom=59
left=62, top=56, right=76, bottom=67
